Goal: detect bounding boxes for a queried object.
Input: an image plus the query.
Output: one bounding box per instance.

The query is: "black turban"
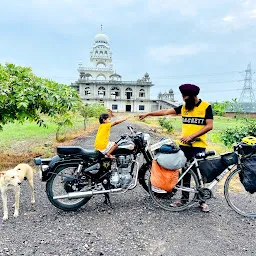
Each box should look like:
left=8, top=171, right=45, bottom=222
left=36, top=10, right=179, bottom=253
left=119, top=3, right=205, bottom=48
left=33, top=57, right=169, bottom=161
left=179, top=84, right=200, bottom=96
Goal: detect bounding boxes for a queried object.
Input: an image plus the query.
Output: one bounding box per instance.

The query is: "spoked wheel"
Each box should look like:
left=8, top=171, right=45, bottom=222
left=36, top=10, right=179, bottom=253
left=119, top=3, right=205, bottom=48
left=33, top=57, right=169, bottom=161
left=224, top=168, right=256, bottom=218
left=148, top=169, right=199, bottom=211
left=46, top=165, right=92, bottom=211
left=138, top=163, right=152, bottom=193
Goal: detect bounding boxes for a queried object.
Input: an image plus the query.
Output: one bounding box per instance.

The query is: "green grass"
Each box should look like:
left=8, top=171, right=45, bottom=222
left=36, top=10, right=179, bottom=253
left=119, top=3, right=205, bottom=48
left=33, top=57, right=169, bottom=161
left=0, top=115, right=96, bottom=149
left=139, top=116, right=254, bottom=153
left=0, top=121, right=57, bottom=146
left=144, top=116, right=248, bottom=133
left=210, top=116, right=244, bottom=132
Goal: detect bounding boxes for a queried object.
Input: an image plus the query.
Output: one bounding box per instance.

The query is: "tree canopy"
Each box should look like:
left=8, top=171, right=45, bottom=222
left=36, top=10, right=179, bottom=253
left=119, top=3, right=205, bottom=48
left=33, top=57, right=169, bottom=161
left=0, top=63, right=81, bottom=129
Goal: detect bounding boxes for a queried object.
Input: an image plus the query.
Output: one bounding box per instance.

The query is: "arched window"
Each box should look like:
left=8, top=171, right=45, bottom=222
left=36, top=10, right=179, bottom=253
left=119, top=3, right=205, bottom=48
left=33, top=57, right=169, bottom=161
left=85, top=87, right=91, bottom=96
left=95, top=50, right=98, bottom=55
left=98, top=86, right=106, bottom=98
left=96, top=62, right=106, bottom=68
left=96, top=74, right=106, bottom=80
left=111, top=86, right=120, bottom=99
left=125, top=87, right=133, bottom=99
left=104, top=51, right=108, bottom=55
left=99, top=51, right=103, bottom=55
left=85, top=73, right=92, bottom=81
left=139, top=89, right=145, bottom=98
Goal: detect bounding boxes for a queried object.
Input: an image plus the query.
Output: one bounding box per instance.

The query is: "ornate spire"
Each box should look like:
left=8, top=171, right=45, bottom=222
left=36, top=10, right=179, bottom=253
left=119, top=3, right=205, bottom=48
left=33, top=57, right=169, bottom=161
left=101, top=24, right=103, bottom=32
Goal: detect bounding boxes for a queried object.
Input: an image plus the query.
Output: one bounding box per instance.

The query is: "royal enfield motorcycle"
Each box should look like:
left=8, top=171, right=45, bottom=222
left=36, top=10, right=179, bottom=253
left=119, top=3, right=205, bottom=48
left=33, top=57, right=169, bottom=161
left=34, top=126, right=152, bottom=211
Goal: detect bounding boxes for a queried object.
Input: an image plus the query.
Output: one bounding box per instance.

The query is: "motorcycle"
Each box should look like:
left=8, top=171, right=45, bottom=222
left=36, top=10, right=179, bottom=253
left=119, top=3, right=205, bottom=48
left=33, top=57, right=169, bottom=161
left=34, top=126, right=153, bottom=211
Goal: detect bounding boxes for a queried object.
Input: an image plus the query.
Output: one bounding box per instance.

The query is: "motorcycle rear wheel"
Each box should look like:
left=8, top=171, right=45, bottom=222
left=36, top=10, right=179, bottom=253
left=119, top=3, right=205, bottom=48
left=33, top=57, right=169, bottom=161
left=46, top=165, right=92, bottom=211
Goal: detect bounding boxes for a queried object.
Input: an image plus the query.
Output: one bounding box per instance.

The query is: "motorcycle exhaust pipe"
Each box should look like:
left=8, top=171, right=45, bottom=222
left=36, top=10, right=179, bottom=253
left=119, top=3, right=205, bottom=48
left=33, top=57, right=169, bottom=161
left=53, top=188, right=123, bottom=200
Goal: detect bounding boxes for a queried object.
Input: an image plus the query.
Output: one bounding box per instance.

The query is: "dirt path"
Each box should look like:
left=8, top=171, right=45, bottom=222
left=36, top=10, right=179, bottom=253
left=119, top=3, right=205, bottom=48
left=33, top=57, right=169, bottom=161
left=0, top=121, right=255, bottom=256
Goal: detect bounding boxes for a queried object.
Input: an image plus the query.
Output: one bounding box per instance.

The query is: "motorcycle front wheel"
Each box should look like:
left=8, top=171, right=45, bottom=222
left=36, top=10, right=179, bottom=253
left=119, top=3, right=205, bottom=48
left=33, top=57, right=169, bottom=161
left=46, top=165, right=92, bottom=211
left=138, top=163, right=152, bottom=192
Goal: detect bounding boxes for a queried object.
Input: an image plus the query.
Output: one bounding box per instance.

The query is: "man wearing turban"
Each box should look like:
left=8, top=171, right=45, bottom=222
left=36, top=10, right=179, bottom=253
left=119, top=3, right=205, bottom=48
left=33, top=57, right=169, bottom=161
left=139, top=84, right=213, bottom=212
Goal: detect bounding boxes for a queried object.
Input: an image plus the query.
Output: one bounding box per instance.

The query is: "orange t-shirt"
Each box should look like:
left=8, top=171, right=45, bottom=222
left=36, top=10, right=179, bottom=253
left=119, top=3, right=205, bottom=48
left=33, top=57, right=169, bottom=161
left=94, top=123, right=112, bottom=150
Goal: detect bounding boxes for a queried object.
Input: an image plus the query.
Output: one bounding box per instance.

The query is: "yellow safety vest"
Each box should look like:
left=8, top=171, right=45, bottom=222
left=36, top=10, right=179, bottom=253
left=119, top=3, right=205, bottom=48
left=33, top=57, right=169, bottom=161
left=180, top=101, right=210, bottom=148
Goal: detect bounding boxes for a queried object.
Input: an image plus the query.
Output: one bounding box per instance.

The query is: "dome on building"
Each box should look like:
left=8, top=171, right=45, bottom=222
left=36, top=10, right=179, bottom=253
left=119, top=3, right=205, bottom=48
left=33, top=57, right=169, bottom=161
left=94, top=33, right=109, bottom=43
left=169, top=89, right=174, bottom=94
left=110, top=72, right=122, bottom=78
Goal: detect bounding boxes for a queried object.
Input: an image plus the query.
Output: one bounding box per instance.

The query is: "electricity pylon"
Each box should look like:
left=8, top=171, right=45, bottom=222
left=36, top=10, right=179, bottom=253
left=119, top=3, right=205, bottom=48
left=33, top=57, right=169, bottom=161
left=239, top=63, right=256, bottom=112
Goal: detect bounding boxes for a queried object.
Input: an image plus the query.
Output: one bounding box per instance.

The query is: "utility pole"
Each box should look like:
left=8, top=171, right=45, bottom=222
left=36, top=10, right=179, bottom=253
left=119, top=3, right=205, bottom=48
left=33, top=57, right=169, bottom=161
left=239, top=63, right=256, bottom=112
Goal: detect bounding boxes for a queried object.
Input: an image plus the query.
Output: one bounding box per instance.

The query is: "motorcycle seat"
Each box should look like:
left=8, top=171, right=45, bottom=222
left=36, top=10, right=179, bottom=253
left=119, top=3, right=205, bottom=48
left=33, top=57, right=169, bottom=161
left=57, top=146, right=100, bottom=158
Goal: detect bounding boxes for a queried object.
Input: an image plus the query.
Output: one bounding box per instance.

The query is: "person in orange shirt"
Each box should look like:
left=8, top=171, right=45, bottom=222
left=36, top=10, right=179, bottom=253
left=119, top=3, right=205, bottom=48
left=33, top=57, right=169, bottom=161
left=94, top=113, right=128, bottom=158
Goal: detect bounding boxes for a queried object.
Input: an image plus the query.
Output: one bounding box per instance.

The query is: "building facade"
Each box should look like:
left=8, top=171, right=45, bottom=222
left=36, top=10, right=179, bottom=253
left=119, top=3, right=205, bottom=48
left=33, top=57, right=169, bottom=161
left=71, top=29, right=178, bottom=112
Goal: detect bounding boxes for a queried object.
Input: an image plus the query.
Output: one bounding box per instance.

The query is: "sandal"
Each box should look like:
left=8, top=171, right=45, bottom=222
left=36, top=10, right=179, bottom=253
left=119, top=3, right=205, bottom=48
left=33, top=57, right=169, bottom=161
left=200, top=203, right=210, bottom=212
left=170, top=200, right=183, bottom=207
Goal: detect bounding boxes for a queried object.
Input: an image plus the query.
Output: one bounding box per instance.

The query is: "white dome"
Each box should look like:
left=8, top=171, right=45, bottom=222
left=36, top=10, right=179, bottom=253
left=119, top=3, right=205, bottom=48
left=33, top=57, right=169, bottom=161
left=94, top=33, right=109, bottom=43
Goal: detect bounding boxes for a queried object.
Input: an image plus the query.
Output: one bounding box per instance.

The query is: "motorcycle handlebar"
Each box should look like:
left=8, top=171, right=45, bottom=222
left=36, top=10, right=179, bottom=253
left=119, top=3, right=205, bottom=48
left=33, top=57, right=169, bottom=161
left=127, top=125, right=136, bottom=134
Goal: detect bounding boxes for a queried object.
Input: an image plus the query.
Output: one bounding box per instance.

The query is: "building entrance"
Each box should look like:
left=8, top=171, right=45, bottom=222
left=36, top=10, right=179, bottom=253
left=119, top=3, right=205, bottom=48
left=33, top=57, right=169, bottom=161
left=126, top=105, right=131, bottom=112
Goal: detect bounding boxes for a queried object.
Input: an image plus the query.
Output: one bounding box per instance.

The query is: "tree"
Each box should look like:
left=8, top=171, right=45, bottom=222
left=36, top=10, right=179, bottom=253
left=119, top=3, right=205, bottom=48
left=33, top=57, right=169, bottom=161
left=212, top=101, right=229, bottom=116
left=228, top=98, right=243, bottom=118
left=52, top=113, right=74, bottom=141
left=0, top=63, right=81, bottom=129
left=80, top=103, right=107, bottom=130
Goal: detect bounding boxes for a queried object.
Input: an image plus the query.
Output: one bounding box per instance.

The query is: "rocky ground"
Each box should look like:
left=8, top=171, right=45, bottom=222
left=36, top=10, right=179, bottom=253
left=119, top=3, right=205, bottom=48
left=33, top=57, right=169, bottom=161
left=0, top=121, right=255, bottom=256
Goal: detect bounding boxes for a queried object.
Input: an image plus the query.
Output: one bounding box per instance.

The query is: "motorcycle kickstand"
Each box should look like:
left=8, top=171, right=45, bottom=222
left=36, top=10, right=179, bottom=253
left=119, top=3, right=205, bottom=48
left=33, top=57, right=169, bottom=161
left=103, top=193, right=113, bottom=208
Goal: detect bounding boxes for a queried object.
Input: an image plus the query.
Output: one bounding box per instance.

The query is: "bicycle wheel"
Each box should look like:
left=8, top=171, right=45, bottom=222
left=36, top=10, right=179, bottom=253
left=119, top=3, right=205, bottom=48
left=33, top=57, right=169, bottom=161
left=224, top=168, right=256, bottom=218
left=148, top=169, right=199, bottom=211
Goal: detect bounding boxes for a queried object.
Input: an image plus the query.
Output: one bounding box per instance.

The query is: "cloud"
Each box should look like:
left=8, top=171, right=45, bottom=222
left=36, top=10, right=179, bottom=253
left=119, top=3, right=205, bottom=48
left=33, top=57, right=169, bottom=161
left=147, top=0, right=200, bottom=17
left=0, top=0, right=143, bottom=32
left=147, top=44, right=208, bottom=63
left=222, top=16, right=235, bottom=22
left=250, top=9, right=256, bottom=18
left=219, top=1, right=256, bottom=28
left=2, top=0, right=256, bottom=37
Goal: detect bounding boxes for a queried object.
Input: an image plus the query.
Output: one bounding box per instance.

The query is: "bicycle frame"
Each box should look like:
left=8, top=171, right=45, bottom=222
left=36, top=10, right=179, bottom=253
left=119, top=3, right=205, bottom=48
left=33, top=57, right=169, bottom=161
left=175, top=157, right=236, bottom=193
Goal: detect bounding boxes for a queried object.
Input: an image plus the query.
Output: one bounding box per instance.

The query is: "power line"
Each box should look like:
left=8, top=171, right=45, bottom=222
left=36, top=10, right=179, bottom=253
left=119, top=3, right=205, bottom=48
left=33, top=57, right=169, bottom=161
left=45, top=70, right=256, bottom=81
left=157, top=88, right=256, bottom=94
left=151, top=71, right=243, bottom=79
left=158, top=80, right=241, bottom=87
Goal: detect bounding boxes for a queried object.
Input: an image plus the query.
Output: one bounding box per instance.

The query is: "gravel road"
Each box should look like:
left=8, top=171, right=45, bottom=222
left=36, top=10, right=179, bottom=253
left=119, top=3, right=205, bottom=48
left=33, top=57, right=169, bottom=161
left=0, top=121, right=255, bottom=256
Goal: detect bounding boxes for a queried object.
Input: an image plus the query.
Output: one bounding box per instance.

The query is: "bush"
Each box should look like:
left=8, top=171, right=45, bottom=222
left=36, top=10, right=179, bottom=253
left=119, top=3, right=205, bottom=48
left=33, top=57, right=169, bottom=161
left=216, top=119, right=256, bottom=147
left=158, top=117, right=174, bottom=133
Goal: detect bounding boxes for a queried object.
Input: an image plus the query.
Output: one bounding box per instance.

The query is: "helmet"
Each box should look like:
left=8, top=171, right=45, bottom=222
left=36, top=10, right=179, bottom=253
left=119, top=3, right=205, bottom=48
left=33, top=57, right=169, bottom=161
left=241, top=136, right=256, bottom=145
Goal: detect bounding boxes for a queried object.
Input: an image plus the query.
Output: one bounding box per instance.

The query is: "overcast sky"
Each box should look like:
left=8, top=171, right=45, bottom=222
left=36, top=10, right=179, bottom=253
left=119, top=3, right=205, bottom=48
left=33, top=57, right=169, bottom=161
left=1, top=0, right=256, bottom=103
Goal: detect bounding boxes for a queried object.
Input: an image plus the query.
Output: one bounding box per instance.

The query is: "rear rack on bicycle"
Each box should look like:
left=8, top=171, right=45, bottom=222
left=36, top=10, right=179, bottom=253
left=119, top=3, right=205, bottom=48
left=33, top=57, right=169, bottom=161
left=150, top=139, right=173, bottom=152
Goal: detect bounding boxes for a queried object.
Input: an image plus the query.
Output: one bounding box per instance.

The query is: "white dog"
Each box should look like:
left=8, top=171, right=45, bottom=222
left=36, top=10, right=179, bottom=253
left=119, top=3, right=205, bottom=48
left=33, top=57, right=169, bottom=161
left=0, top=163, right=35, bottom=220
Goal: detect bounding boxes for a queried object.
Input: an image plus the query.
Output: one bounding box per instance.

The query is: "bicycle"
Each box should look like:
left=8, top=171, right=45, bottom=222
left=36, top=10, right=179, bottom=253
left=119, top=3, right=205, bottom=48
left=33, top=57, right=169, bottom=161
left=148, top=140, right=256, bottom=218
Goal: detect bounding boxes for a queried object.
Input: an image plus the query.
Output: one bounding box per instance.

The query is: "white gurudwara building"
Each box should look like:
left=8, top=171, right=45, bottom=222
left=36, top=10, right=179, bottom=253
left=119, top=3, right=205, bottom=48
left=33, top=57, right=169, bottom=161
left=71, top=27, right=178, bottom=112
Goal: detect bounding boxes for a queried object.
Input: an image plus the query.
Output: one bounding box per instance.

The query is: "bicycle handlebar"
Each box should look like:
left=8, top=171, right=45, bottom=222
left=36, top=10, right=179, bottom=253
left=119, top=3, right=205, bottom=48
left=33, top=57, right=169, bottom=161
left=195, top=150, right=216, bottom=159
left=234, top=143, right=256, bottom=159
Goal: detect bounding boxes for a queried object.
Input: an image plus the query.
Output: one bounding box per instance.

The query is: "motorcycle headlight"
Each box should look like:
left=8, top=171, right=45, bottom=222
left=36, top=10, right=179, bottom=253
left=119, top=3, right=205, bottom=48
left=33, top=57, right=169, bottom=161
left=143, top=133, right=151, bottom=149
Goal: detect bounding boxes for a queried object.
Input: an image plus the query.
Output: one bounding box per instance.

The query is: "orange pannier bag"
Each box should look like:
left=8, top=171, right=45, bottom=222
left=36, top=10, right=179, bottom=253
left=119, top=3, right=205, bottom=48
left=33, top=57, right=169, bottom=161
left=150, top=160, right=179, bottom=192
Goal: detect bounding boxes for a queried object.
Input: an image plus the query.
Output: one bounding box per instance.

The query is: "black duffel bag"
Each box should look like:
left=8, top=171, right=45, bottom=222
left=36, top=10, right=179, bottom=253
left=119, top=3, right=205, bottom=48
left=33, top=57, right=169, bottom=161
left=199, top=157, right=227, bottom=183
left=221, top=152, right=238, bottom=166
left=199, top=152, right=238, bottom=183
left=240, top=155, right=256, bottom=194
